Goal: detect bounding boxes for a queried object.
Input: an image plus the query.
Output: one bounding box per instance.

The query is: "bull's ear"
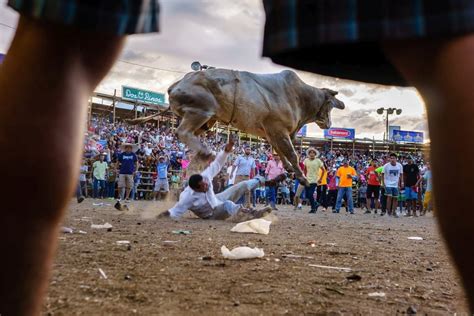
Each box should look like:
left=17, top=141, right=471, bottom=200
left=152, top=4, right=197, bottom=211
left=322, top=88, right=338, bottom=96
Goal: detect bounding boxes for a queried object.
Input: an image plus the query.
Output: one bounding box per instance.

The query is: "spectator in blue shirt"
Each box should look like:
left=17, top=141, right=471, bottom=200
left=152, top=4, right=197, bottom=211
left=154, top=156, right=170, bottom=201
left=116, top=143, right=138, bottom=204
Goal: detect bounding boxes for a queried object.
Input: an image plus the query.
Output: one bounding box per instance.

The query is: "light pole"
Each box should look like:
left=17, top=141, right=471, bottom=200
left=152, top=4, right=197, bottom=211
left=377, top=107, right=402, bottom=142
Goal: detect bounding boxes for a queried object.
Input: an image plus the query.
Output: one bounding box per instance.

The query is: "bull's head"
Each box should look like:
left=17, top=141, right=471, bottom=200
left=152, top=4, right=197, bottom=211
left=315, top=88, right=345, bottom=129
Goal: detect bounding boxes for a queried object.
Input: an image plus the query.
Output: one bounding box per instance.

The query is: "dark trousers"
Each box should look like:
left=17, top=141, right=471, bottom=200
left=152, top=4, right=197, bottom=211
left=327, top=189, right=337, bottom=209
left=317, top=185, right=328, bottom=208
left=107, top=181, right=116, bottom=198
left=380, top=187, right=387, bottom=212
left=305, top=183, right=318, bottom=211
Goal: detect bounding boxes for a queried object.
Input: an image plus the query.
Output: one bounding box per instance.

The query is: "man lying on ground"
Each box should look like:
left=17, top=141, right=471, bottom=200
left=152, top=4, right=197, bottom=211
left=159, top=137, right=286, bottom=221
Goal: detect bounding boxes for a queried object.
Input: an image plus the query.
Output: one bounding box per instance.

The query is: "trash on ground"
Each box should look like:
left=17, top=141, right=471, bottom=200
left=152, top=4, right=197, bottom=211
left=221, top=245, right=264, bottom=260
left=78, top=230, right=87, bottom=234
left=282, top=254, right=314, bottom=259
left=326, top=287, right=344, bottom=295
left=231, top=218, right=272, bottom=235
left=98, top=268, right=108, bottom=279
left=308, top=264, right=352, bottom=272
left=116, top=240, right=130, bottom=245
left=92, top=203, right=104, bottom=206
left=407, top=306, right=417, bottom=314
left=346, top=274, right=362, bottom=281
left=61, top=227, right=73, bottom=234
left=91, top=223, right=113, bottom=229
left=172, top=230, right=192, bottom=235
left=368, top=292, right=386, bottom=297
left=162, top=240, right=179, bottom=243
left=325, top=243, right=337, bottom=246
left=407, top=236, right=423, bottom=240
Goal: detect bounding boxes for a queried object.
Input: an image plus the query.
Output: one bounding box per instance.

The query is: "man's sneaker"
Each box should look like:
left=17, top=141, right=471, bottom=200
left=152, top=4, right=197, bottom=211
left=349, top=211, right=355, bottom=215
left=332, top=210, right=339, bottom=214
left=364, top=210, right=371, bottom=214
left=77, top=196, right=85, bottom=204
left=374, top=210, right=378, bottom=214
left=125, top=199, right=131, bottom=203
left=309, top=209, right=316, bottom=214
left=233, top=206, right=272, bottom=222
left=380, top=211, right=386, bottom=216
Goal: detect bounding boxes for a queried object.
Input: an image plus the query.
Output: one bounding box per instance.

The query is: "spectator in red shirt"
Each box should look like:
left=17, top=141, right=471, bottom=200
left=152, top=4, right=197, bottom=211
left=365, top=160, right=381, bottom=214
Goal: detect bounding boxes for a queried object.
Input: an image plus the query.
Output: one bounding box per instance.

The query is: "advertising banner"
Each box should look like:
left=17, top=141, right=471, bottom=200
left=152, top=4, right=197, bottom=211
left=392, top=130, right=424, bottom=143
left=324, top=127, right=355, bottom=140
left=122, top=85, right=165, bottom=105
left=296, top=125, right=307, bottom=137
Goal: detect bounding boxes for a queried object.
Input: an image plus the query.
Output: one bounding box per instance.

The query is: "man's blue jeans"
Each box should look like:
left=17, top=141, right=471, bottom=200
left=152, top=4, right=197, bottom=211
left=266, top=186, right=277, bottom=208
left=93, top=178, right=106, bottom=198
left=335, top=187, right=354, bottom=213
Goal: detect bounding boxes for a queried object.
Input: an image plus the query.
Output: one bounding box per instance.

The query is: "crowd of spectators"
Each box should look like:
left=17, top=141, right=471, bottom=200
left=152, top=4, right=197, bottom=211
left=78, top=116, right=430, bottom=217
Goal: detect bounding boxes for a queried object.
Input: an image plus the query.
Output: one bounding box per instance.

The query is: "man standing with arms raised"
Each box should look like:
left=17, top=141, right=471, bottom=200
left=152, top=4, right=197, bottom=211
left=381, top=153, right=404, bottom=217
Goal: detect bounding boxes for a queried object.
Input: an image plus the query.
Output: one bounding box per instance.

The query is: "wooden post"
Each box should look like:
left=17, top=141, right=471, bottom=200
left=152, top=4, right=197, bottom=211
left=352, top=139, right=355, bottom=157
left=330, top=138, right=333, bottom=152
left=112, top=89, right=117, bottom=124
left=134, top=101, right=138, bottom=119
left=88, top=97, right=92, bottom=128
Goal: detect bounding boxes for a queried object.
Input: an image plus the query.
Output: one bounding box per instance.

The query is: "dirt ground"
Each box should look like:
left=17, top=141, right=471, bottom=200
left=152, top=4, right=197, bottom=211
left=44, top=199, right=469, bottom=315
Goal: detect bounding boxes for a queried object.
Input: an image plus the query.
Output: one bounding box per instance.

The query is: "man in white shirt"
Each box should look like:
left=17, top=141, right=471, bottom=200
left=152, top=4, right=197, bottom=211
left=231, top=145, right=257, bottom=207
left=92, top=153, right=108, bottom=199
left=160, top=138, right=283, bottom=220
left=381, top=153, right=404, bottom=217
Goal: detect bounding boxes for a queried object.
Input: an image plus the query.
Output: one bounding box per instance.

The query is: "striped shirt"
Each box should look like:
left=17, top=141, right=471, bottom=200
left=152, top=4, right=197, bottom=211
left=262, top=0, right=474, bottom=86
left=8, top=0, right=160, bottom=35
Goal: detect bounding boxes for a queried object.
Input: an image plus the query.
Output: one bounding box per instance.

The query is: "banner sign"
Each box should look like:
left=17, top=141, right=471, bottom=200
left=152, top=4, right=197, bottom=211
left=324, top=127, right=355, bottom=140
left=296, top=125, right=307, bottom=137
left=122, top=85, right=165, bottom=105
left=392, top=130, right=424, bottom=143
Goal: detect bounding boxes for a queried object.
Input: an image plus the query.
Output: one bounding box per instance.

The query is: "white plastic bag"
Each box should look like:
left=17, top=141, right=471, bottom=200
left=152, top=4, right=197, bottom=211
left=221, top=245, right=264, bottom=260
left=91, top=222, right=113, bottom=229
left=231, top=218, right=272, bottom=235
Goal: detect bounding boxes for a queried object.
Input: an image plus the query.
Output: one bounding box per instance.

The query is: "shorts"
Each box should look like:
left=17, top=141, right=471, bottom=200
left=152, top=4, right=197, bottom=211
left=8, top=0, right=160, bottom=35
left=118, top=174, right=134, bottom=189
left=154, top=178, right=170, bottom=192
left=366, top=185, right=380, bottom=199
left=404, top=186, right=418, bottom=200
left=385, top=187, right=399, bottom=197
left=262, top=0, right=474, bottom=86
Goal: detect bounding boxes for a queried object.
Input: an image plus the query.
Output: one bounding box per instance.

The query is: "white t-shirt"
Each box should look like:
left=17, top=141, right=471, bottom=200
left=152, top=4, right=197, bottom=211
left=382, top=162, right=403, bottom=188
left=79, top=165, right=88, bottom=182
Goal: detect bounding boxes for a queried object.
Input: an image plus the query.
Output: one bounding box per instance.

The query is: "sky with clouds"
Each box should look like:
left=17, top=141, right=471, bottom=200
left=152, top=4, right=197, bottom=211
left=0, top=0, right=428, bottom=140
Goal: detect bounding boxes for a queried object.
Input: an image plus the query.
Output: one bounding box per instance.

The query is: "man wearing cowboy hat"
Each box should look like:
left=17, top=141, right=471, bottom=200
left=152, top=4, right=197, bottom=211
left=295, top=147, right=324, bottom=213
left=153, top=155, right=170, bottom=201
left=116, top=143, right=139, bottom=205
left=159, top=136, right=285, bottom=221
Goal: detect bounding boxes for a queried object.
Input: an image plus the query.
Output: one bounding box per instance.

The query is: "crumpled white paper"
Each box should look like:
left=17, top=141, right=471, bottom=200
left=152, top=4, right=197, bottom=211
left=91, top=222, right=113, bottom=229
left=231, top=218, right=272, bottom=235
left=221, top=245, right=264, bottom=260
